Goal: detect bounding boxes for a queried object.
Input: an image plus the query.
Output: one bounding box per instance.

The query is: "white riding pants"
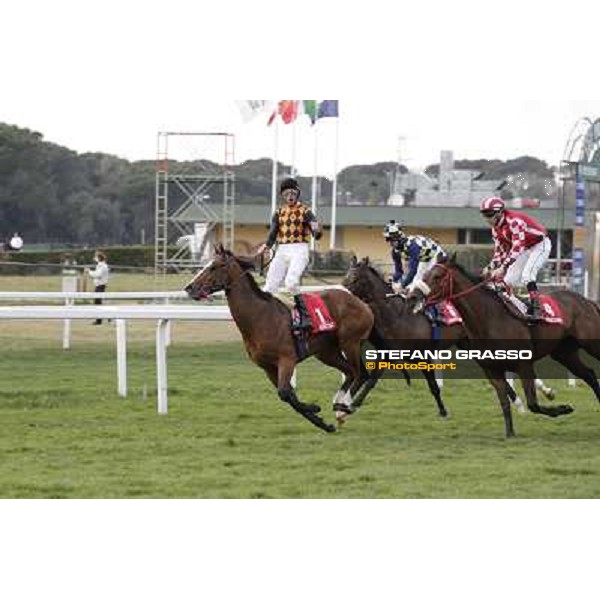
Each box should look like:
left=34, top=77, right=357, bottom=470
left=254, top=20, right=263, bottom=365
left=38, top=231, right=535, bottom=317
left=407, top=258, right=439, bottom=292
left=504, top=237, right=551, bottom=287
left=264, top=243, right=310, bottom=294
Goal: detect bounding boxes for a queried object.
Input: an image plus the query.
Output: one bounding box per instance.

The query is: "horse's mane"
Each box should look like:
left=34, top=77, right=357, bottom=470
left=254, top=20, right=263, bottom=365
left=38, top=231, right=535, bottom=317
left=447, top=257, right=514, bottom=306
left=448, top=259, right=483, bottom=285
left=365, top=262, right=388, bottom=284
left=225, top=251, right=286, bottom=305
left=354, top=259, right=407, bottom=312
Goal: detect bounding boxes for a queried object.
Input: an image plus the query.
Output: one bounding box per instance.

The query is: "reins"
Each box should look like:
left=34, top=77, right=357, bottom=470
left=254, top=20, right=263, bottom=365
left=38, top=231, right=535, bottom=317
left=424, top=263, right=487, bottom=307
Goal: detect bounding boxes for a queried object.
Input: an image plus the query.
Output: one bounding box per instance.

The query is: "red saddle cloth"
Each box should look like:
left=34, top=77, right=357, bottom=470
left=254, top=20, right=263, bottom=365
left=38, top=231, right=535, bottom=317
left=436, top=300, right=463, bottom=325
left=538, top=295, right=565, bottom=325
left=302, top=292, right=337, bottom=334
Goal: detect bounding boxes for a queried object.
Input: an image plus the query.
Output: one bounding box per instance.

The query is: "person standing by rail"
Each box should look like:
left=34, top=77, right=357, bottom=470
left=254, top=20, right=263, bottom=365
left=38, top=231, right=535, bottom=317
left=85, top=251, right=110, bottom=325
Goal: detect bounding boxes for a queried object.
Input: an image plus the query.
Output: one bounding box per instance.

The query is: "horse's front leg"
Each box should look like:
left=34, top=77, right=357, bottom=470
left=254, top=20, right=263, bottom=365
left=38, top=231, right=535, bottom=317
left=273, top=359, right=336, bottom=433
left=483, top=368, right=515, bottom=438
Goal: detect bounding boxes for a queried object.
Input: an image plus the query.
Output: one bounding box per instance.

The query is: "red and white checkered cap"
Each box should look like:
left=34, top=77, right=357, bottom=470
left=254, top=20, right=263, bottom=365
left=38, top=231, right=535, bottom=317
left=480, top=197, right=505, bottom=212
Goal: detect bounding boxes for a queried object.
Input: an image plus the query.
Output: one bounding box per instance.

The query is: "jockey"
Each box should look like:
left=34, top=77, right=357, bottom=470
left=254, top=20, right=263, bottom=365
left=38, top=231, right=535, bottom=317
left=257, top=177, right=322, bottom=328
left=384, top=220, right=447, bottom=293
left=480, top=197, right=551, bottom=320
left=258, top=177, right=322, bottom=293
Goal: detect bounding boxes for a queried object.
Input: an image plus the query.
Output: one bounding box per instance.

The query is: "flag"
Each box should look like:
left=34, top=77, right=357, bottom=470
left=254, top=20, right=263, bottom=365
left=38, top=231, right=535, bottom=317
left=317, top=100, right=339, bottom=119
left=303, top=100, right=318, bottom=124
left=267, top=100, right=300, bottom=126
left=236, top=100, right=271, bottom=123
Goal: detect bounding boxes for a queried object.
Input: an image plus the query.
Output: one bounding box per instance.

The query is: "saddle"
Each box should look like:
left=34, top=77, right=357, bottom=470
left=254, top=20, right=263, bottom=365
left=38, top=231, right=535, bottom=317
left=487, top=283, right=565, bottom=325
left=423, top=300, right=463, bottom=340
left=290, top=293, right=337, bottom=360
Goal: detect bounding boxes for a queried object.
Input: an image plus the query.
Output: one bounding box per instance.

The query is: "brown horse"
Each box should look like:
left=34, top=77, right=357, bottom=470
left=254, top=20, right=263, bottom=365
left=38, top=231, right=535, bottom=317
left=408, top=256, right=600, bottom=436
left=184, top=246, right=374, bottom=432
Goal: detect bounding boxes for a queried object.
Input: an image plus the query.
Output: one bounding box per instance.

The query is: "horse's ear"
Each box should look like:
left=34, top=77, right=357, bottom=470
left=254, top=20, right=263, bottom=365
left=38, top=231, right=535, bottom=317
left=365, top=256, right=370, bottom=265
left=215, top=243, right=224, bottom=255
left=448, top=251, right=457, bottom=263
left=350, top=254, right=358, bottom=267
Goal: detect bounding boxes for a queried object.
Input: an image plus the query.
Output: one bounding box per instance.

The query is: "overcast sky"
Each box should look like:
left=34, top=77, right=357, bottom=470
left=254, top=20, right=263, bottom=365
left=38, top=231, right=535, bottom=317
left=3, top=0, right=599, bottom=177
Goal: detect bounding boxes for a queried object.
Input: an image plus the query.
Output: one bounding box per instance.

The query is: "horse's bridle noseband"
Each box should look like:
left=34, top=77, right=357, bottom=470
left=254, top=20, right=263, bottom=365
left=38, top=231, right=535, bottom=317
left=192, top=256, right=256, bottom=299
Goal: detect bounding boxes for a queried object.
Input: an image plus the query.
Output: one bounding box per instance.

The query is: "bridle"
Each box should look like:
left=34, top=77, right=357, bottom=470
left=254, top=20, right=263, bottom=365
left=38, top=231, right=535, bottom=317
left=190, top=255, right=256, bottom=299
left=424, top=263, right=487, bottom=307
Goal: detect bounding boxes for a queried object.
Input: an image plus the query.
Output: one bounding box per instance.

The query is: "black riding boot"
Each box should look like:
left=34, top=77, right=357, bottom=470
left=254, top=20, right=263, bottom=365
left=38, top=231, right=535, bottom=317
left=527, top=282, right=542, bottom=321
left=295, top=295, right=312, bottom=330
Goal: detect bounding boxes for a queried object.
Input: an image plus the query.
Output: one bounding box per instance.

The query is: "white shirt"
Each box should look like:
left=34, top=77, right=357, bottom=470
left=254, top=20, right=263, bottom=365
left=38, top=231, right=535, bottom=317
left=88, top=260, right=109, bottom=286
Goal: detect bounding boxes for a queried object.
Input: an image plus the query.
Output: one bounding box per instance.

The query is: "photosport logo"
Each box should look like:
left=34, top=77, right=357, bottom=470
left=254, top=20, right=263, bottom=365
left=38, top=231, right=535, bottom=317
left=359, top=340, right=597, bottom=380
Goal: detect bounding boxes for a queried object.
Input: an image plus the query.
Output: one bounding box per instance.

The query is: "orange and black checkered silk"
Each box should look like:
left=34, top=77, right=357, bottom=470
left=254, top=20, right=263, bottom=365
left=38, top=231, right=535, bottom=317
left=276, top=203, right=312, bottom=244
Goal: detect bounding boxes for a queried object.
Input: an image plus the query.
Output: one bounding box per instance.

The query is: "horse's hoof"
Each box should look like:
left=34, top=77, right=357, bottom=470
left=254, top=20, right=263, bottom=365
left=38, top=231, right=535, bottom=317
left=335, top=411, right=349, bottom=426
left=325, top=423, right=336, bottom=433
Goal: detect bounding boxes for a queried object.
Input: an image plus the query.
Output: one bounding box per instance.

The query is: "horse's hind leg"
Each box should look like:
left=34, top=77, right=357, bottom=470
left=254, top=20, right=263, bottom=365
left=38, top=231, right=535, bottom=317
left=314, top=346, right=356, bottom=424
left=422, top=369, right=448, bottom=418
left=351, top=367, right=383, bottom=409
left=551, top=345, right=600, bottom=402
left=536, top=378, right=555, bottom=400
left=519, top=364, right=574, bottom=418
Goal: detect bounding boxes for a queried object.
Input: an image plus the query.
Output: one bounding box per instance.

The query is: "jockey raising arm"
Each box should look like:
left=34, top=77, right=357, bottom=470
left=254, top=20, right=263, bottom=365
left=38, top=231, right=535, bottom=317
left=383, top=220, right=447, bottom=293
left=480, top=196, right=551, bottom=320
left=256, top=177, right=322, bottom=295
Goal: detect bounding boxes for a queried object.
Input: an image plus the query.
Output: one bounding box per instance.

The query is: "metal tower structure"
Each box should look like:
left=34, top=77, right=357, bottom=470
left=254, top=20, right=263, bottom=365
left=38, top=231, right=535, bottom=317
left=559, top=117, right=600, bottom=295
left=154, top=132, right=235, bottom=274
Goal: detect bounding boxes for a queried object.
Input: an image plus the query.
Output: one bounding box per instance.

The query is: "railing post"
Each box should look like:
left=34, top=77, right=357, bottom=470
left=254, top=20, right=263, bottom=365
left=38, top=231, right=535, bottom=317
left=156, top=319, right=169, bottom=414
left=116, top=319, right=127, bottom=397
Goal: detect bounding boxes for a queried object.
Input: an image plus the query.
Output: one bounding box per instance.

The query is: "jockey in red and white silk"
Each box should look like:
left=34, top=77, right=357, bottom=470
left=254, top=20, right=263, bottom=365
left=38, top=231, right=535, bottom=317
left=480, top=197, right=551, bottom=320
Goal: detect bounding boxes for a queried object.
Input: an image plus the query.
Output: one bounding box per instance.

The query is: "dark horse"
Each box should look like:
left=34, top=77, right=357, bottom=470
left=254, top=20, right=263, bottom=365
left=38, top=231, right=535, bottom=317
left=408, top=256, right=600, bottom=437
left=184, top=246, right=374, bottom=433
left=342, top=256, right=463, bottom=417
left=342, top=256, right=542, bottom=418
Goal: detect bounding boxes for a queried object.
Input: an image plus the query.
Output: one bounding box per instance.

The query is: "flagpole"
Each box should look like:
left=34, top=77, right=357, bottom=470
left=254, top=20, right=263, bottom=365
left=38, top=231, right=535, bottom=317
left=271, top=117, right=279, bottom=215
left=330, top=116, right=339, bottom=250
left=311, top=120, right=319, bottom=251
left=291, top=113, right=298, bottom=177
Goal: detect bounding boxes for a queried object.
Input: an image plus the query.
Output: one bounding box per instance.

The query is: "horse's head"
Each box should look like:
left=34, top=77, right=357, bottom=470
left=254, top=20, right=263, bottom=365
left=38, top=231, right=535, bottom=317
left=184, top=244, right=250, bottom=300
left=342, top=256, right=389, bottom=301
left=406, top=255, right=455, bottom=313
left=341, top=254, right=362, bottom=291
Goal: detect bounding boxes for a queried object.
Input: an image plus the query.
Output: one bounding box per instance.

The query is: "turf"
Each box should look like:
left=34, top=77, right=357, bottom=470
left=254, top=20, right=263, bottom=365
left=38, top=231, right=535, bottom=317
left=1, top=330, right=599, bottom=498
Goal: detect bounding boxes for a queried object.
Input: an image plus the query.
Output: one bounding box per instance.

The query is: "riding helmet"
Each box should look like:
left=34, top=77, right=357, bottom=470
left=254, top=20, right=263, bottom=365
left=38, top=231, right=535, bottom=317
left=383, top=219, right=402, bottom=239
left=480, top=197, right=505, bottom=213
left=280, top=177, right=301, bottom=196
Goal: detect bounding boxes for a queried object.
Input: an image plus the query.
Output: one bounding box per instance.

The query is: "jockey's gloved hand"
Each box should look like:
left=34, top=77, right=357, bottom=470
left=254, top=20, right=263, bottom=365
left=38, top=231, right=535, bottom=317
left=489, top=267, right=506, bottom=281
